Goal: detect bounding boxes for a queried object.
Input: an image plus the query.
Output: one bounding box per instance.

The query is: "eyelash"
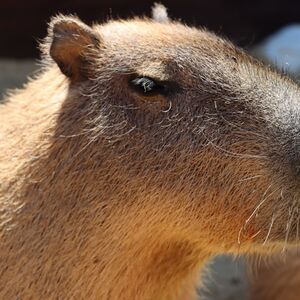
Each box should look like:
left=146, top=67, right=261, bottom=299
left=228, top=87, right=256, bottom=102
left=130, top=76, right=169, bottom=96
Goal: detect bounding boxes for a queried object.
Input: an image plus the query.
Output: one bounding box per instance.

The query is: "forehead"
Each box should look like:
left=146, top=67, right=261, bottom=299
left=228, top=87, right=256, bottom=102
left=93, top=19, right=241, bottom=84
left=95, top=19, right=233, bottom=62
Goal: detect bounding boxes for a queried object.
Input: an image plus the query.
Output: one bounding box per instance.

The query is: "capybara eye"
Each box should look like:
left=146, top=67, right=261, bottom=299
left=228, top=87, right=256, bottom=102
left=130, top=77, right=167, bottom=96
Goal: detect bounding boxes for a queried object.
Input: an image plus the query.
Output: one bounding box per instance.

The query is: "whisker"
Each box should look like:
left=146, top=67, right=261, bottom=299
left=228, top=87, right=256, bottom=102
left=206, top=139, right=267, bottom=159
left=238, top=180, right=272, bottom=245
left=296, top=207, right=300, bottom=254
left=238, top=174, right=263, bottom=183
left=73, top=136, right=98, bottom=158
left=237, top=227, right=243, bottom=245
left=59, top=132, right=88, bottom=138
left=200, top=130, right=267, bottom=160
left=263, top=213, right=276, bottom=245
left=245, top=184, right=274, bottom=226
left=282, top=206, right=296, bottom=253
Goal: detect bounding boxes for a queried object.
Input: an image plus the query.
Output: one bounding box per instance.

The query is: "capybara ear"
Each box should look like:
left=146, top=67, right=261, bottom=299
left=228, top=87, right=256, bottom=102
left=152, top=3, right=169, bottom=23
left=47, top=15, right=100, bottom=81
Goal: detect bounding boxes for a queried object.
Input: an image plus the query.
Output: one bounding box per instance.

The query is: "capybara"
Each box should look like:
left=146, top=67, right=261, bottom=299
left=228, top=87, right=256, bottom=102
left=1, top=4, right=300, bottom=300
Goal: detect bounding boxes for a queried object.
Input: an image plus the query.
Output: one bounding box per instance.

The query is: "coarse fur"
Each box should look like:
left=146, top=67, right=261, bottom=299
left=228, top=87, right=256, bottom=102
left=1, top=5, right=300, bottom=299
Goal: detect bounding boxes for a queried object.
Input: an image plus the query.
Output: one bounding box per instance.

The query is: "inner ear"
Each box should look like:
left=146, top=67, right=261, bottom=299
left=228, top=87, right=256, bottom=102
left=47, top=15, right=101, bottom=81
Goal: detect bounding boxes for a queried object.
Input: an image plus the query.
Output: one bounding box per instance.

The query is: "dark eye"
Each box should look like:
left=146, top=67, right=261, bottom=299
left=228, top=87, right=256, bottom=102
left=130, top=77, right=168, bottom=96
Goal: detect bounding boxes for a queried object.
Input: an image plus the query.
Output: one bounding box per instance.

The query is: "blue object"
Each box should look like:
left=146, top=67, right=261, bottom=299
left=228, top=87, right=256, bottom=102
left=259, top=24, right=300, bottom=75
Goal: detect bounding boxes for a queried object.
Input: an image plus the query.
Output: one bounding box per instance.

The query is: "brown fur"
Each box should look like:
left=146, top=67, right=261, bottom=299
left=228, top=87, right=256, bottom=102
left=1, top=6, right=300, bottom=299
left=249, top=251, right=300, bottom=300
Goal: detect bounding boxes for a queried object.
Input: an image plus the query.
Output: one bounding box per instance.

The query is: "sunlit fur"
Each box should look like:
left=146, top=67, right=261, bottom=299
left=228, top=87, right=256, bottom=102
left=1, top=7, right=300, bottom=300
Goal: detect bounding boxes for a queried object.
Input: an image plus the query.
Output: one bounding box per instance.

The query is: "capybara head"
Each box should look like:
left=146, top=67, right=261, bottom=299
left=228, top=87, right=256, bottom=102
left=3, top=4, right=300, bottom=299
left=38, top=6, right=300, bottom=254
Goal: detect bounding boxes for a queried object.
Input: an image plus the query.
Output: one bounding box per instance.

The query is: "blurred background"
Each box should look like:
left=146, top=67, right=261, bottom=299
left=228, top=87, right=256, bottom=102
left=2, top=0, right=300, bottom=96
left=1, top=1, right=300, bottom=299
left=2, top=0, right=300, bottom=58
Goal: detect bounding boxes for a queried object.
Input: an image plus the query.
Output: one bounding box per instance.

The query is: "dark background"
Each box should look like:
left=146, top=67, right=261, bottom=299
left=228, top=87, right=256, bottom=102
left=1, top=0, right=300, bottom=58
